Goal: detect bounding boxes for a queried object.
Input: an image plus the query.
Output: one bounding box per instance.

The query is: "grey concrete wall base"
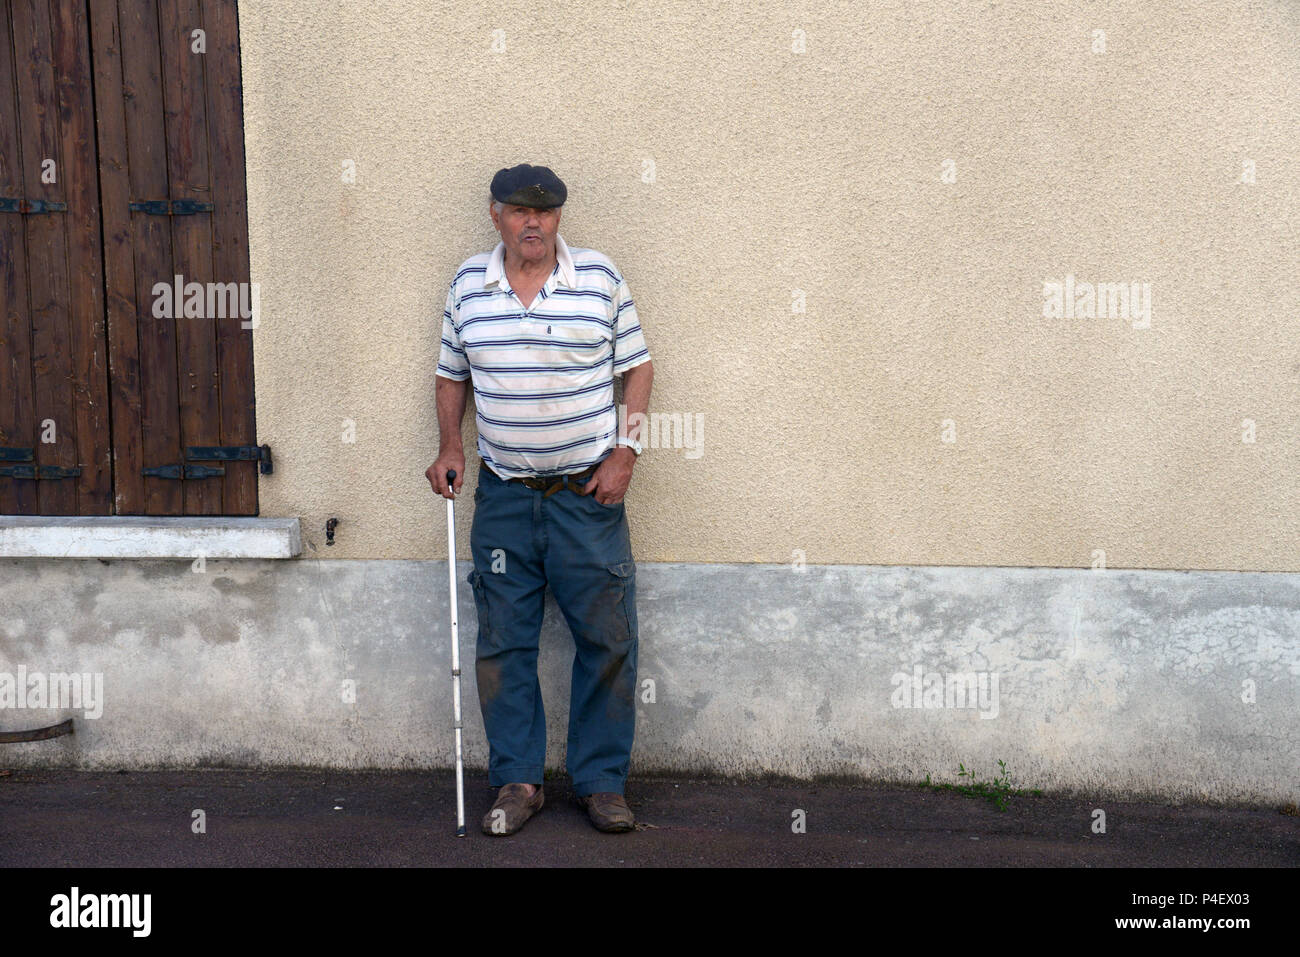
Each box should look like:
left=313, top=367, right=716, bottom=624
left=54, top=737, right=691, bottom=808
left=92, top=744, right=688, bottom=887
left=0, top=559, right=1295, bottom=805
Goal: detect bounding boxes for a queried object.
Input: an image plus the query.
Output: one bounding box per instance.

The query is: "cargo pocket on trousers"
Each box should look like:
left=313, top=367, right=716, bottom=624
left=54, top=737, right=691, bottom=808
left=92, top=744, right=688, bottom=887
left=467, top=568, right=491, bottom=640
left=604, top=561, right=635, bottom=640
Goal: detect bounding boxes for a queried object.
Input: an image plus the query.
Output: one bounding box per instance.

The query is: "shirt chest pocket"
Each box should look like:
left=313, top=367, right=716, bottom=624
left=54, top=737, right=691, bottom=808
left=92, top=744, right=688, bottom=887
left=541, top=318, right=611, bottom=364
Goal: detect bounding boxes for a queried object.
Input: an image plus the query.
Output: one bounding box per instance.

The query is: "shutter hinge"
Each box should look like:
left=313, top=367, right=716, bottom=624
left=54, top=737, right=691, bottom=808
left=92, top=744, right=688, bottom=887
left=0, top=448, right=80, bottom=480
left=141, top=444, right=270, bottom=479
left=129, top=199, right=214, bottom=215
left=0, top=197, right=66, bottom=214
left=0, top=465, right=82, bottom=480
left=141, top=464, right=225, bottom=480
left=187, top=444, right=273, bottom=475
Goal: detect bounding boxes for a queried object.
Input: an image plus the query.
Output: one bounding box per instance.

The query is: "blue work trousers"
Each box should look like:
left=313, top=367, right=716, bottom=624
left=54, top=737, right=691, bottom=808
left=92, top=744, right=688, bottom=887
left=467, top=458, right=638, bottom=797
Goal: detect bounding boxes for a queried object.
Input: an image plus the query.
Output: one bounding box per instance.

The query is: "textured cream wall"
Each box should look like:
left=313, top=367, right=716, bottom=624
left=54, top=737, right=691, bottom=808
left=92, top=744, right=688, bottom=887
left=238, top=0, right=1300, bottom=569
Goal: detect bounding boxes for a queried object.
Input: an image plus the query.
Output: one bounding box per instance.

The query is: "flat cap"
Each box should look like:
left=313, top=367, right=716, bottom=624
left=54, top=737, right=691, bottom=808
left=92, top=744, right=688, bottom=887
left=490, top=163, right=567, bottom=208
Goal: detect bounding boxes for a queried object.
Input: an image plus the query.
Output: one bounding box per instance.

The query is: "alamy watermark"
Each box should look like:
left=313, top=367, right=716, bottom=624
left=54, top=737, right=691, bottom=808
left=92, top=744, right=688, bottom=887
left=617, top=403, right=704, bottom=458
left=0, top=666, right=103, bottom=719
left=152, top=273, right=260, bottom=329
left=891, top=664, right=999, bottom=719
left=50, top=887, right=150, bottom=937
left=1043, top=273, right=1150, bottom=329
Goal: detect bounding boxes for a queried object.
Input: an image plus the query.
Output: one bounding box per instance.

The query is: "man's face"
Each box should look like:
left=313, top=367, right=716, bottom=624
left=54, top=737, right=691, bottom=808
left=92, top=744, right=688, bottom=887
left=490, top=202, right=561, bottom=267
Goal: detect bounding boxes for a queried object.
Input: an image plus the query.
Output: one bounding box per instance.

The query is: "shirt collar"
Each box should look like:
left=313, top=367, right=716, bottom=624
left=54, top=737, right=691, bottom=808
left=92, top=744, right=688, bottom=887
left=485, top=233, right=577, bottom=290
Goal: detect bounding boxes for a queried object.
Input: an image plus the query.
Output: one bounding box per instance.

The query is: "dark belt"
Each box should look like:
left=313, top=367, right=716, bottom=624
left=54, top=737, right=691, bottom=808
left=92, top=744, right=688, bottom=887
left=481, top=457, right=599, bottom=498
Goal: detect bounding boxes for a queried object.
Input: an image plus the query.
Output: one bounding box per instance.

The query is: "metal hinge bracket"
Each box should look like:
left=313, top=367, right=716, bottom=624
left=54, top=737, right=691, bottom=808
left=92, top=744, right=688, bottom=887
left=141, top=463, right=225, bottom=480
left=0, top=464, right=81, bottom=480
left=129, top=199, right=214, bottom=215
left=187, top=444, right=273, bottom=475
left=0, top=197, right=66, bottom=214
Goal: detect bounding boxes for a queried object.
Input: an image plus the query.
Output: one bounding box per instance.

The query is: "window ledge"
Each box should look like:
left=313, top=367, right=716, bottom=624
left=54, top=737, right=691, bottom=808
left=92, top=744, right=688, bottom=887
left=0, top=516, right=302, bottom=559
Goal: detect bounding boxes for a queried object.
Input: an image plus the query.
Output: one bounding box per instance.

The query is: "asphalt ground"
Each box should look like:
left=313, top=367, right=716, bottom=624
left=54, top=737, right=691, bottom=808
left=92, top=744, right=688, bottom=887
left=0, top=768, right=1296, bottom=867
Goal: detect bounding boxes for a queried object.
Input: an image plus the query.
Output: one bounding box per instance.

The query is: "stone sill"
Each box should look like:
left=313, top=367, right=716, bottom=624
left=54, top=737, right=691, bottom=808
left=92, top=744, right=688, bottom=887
left=0, top=516, right=301, bottom=559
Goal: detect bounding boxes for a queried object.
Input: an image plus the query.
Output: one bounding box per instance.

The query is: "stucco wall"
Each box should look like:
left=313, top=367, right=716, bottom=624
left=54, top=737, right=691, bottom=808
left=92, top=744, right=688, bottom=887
left=237, top=0, right=1300, bottom=569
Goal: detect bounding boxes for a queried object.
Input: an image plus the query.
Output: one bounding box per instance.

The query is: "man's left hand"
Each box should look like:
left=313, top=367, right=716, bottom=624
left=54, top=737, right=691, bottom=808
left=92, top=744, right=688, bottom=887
left=580, top=447, right=637, bottom=504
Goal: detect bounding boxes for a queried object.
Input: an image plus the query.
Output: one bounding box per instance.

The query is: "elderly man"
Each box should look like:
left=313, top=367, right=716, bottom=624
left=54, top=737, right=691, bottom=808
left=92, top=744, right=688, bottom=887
left=426, top=164, right=653, bottom=835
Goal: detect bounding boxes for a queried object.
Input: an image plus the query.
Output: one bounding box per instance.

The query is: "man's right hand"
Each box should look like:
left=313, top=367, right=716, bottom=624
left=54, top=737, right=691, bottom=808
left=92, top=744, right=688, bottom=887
left=426, top=451, right=466, bottom=499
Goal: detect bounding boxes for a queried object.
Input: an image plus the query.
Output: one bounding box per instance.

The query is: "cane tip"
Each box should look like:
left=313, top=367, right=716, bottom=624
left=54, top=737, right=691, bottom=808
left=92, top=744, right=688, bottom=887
left=456, top=825, right=466, bottom=837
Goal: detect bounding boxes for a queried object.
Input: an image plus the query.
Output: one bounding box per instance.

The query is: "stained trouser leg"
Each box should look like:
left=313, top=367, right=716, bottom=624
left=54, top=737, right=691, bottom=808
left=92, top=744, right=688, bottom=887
left=469, top=462, right=548, bottom=786
left=542, top=473, right=638, bottom=798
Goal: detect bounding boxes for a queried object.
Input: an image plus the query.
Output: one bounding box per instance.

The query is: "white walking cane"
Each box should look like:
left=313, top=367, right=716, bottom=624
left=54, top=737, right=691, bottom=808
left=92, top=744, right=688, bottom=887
left=445, top=468, right=466, bottom=836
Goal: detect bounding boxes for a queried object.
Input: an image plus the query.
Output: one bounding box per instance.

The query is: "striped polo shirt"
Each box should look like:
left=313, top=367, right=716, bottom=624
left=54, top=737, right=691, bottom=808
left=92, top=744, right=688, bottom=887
left=436, top=233, right=651, bottom=479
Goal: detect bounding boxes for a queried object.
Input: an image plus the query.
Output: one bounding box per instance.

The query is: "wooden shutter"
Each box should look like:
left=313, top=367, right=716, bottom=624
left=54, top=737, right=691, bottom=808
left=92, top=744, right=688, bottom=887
left=0, top=0, right=111, bottom=514
left=90, top=0, right=257, bottom=515
left=0, top=0, right=258, bottom=514
left=1, top=0, right=256, bottom=517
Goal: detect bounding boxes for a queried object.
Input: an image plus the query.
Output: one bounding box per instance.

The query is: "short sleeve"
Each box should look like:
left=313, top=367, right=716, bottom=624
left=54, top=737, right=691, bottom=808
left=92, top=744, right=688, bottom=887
left=611, top=273, right=651, bottom=375
left=436, top=283, right=471, bottom=381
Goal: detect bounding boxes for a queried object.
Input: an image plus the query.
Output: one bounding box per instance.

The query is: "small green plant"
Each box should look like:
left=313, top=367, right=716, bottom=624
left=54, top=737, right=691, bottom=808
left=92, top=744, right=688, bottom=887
left=923, top=759, right=1042, bottom=811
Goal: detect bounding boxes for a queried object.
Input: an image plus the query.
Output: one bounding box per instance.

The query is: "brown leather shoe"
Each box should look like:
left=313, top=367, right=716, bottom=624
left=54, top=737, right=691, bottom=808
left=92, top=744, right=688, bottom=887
left=577, top=792, right=635, bottom=832
left=481, top=783, right=544, bottom=835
